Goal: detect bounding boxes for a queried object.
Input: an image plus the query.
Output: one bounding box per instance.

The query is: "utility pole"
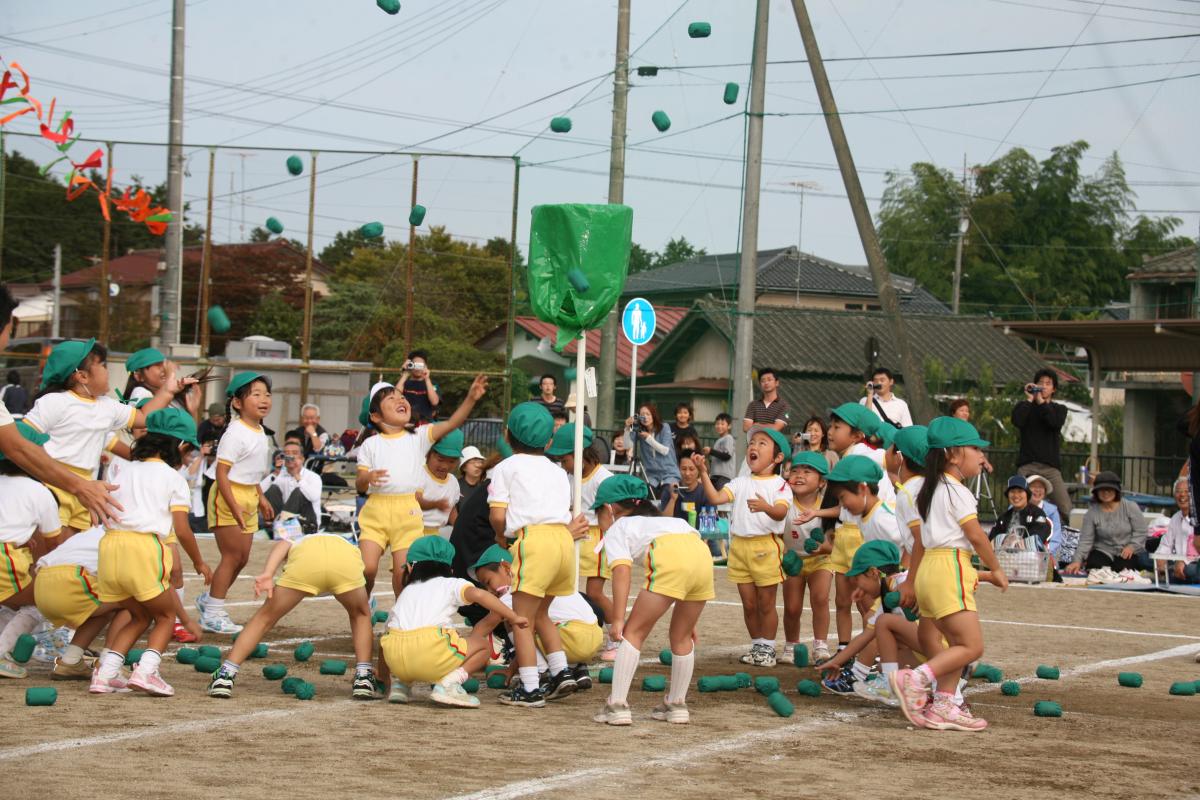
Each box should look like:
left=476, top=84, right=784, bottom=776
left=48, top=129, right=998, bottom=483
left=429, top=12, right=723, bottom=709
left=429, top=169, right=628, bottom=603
left=0, top=129, right=6, bottom=280
left=596, top=0, right=631, bottom=430
left=299, top=153, right=317, bottom=406
left=951, top=155, right=968, bottom=315
left=404, top=157, right=420, bottom=353
left=731, top=0, right=771, bottom=457
left=788, top=0, right=935, bottom=423
left=51, top=244, right=61, bottom=338
left=160, top=0, right=186, bottom=347
left=1192, top=219, right=1199, bottom=401
left=199, top=149, right=216, bottom=355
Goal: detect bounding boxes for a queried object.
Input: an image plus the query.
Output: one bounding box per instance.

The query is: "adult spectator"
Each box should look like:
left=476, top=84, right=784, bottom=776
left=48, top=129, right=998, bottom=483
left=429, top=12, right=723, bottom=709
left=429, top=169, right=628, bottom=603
left=1012, top=369, right=1072, bottom=514
left=532, top=374, right=565, bottom=416
left=400, top=349, right=440, bottom=424
left=861, top=367, right=912, bottom=428
left=989, top=475, right=1051, bottom=546
left=946, top=399, right=993, bottom=474
left=563, top=392, right=592, bottom=428
left=1179, top=396, right=1199, bottom=528
left=1, top=370, right=29, bottom=416
left=795, top=415, right=839, bottom=470
left=1065, top=472, right=1148, bottom=574
left=742, top=367, right=790, bottom=433
left=197, top=402, right=227, bottom=445
left=668, top=403, right=698, bottom=458
left=286, top=403, right=330, bottom=458
left=457, top=445, right=486, bottom=509
left=622, top=402, right=681, bottom=498
left=260, top=441, right=323, bottom=529
left=1025, top=474, right=1063, bottom=555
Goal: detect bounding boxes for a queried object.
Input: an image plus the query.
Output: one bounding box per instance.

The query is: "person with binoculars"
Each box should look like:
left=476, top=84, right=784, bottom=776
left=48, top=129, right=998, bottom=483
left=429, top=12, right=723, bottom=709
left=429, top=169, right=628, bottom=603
left=1012, top=369, right=1073, bottom=515
left=860, top=367, right=913, bottom=429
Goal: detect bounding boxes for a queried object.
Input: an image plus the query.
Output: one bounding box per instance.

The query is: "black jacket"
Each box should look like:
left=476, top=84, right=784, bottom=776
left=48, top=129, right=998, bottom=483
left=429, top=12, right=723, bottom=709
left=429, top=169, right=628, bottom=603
left=990, top=504, right=1052, bottom=546
left=1012, top=400, right=1068, bottom=468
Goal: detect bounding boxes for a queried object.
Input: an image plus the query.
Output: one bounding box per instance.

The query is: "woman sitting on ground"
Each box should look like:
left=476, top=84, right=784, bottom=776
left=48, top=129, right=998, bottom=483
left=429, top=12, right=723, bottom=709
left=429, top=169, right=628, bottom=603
left=1065, top=472, right=1148, bottom=575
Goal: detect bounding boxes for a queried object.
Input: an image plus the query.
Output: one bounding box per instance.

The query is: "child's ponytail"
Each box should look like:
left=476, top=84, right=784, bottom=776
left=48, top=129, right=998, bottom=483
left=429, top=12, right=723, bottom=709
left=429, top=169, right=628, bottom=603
left=916, top=448, right=950, bottom=520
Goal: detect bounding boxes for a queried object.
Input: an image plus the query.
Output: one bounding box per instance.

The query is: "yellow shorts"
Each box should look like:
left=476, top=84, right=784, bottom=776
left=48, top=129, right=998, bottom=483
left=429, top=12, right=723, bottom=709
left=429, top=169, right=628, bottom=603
left=542, top=620, right=603, bottom=664
left=34, top=564, right=102, bottom=628
left=578, top=526, right=611, bottom=581
left=801, top=551, right=833, bottom=577
left=829, top=523, right=864, bottom=575
left=727, top=533, right=784, bottom=587
left=97, top=530, right=173, bottom=603
left=207, top=481, right=260, bottom=534
left=358, top=493, right=423, bottom=553
left=46, top=463, right=94, bottom=531
left=915, top=548, right=978, bottom=620
left=0, top=543, right=34, bottom=603
left=614, top=532, right=716, bottom=601
left=165, top=531, right=178, bottom=546
left=381, top=626, right=468, bottom=683
left=277, top=535, right=367, bottom=596
left=510, top=524, right=575, bottom=599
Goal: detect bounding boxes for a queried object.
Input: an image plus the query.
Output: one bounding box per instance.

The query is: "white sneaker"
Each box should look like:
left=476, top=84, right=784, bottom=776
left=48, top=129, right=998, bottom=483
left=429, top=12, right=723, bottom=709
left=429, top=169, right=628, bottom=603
left=853, top=673, right=899, bottom=706
left=199, top=611, right=243, bottom=635
left=195, top=592, right=209, bottom=616
left=128, top=665, right=174, bottom=697
left=812, top=640, right=832, bottom=665
left=753, top=646, right=777, bottom=668
left=389, top=679, right=410, bottom=704
left=739, top=643, right=763, bottom=665
left=430, top=682, right=480, bottom=708
left=593, top=701, right=633, bottom=726
left=650, top=701, right=690, bottom=724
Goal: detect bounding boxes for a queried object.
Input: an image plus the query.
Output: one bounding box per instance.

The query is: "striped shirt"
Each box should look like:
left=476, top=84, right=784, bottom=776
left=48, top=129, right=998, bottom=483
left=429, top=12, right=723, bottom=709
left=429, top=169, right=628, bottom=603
left=743, top=396, right=790, bottom=429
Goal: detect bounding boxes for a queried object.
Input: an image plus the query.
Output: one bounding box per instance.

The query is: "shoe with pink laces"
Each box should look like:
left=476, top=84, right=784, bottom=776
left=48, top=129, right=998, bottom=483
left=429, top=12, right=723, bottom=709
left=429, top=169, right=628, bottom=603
left=889, top=669, right=931, bottom=727
left=128, top=665, right=175, bottom=697
left=600, top=642, right=619, bottom=662
left=922, top=698, right=988, bottom=731
left=89, top=669, right=132, bottom=694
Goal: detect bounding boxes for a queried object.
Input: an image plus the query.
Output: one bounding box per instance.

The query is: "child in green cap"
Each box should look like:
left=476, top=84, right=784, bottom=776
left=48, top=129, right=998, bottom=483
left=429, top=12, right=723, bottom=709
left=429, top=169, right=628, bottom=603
left=417, top=429, right=465, bottom=535
left=122, top=347, right=200, bottom=416
left=782, top=450, right=831, bottom=662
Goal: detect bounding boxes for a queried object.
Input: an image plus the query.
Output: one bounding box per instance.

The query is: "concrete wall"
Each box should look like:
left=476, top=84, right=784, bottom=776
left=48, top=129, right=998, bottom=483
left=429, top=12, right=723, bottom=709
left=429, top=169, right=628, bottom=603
left=1123, top=389, right=1157, bottom=460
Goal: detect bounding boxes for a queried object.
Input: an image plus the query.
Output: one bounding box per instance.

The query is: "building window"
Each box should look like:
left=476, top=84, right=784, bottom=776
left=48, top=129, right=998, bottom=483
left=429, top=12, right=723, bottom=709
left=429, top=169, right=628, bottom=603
left=844, top=303, right=863, bottom=311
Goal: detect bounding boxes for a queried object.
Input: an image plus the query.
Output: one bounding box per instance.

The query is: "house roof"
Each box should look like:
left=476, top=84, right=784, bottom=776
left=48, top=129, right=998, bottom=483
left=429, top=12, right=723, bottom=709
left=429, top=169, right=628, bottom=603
left=622, top=246, right=949, bottom=313
left=1128, top=245, right=1196, bottom=282
left=996, top=318, right=1200, bottom=372
left=643, top=299, right=1047, bottom=386
left=505, top=305, right=688, bottom=377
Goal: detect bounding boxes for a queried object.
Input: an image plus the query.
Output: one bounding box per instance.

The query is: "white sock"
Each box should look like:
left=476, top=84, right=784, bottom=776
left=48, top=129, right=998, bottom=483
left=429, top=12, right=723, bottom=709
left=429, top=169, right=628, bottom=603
left=62, top=644, right=86, bottom=665
left=439, top=667, right=468, bottom=688
left=519, top=666, right=539, bottom=692
left=535, top=650, right=548, bottom=672
left=356, top=661, right=373, bottom=676
left=608, top=639, right=640, bottom=706
left=851, top=660, right=871, bottom=681
left=0, top=606, right=42, bottom=658
left=206, top=596, right=225, bottom=613
left=753, top=637, right=771, bottom=648
left=954, top=678, right=966, bottom=706
left=176, top=587, right=185, bottom=603
left=138, top=649, right=162, bottom=673
left=98, top=649, right=124, bottom=680
left=222, top=660, right=240, bottom=675
left=881, top=662, right=898, bottom=675
left=546, top=650, right=568, bottom=676
left=667, top=648, right=694, bottom=704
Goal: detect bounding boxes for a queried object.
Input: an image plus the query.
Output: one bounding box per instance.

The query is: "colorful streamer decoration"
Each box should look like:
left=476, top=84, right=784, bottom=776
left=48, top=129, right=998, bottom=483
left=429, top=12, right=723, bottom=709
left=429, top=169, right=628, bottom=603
left=0, top=60, right=172, bottom=234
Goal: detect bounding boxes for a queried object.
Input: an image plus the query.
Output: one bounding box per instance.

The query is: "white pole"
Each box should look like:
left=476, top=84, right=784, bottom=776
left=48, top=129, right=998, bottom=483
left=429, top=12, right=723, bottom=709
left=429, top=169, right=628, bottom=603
left=572, top=331, right=587, bottom=588
left=51, top=244, right=61, bottom=338
left=628, top=342, right=638, bottom=419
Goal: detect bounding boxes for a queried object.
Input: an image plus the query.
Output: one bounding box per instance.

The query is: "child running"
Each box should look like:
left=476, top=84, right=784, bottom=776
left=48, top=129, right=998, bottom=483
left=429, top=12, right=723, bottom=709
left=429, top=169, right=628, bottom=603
left=417, top=428, right=464, bottom=535
left=891, top=416, right=1008, bottom=732
left=781, top=450, right=829, bottom=660
left=91, top=408, right=212, bottom=696
left=380, top=535, right=527, bottom=708
left=591, top=475, right=713, bottom=725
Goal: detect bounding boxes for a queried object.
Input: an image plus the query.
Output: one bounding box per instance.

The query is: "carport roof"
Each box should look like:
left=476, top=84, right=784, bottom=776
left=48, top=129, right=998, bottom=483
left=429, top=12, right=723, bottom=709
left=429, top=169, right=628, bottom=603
left=995, top=319, right=1200, bottom=371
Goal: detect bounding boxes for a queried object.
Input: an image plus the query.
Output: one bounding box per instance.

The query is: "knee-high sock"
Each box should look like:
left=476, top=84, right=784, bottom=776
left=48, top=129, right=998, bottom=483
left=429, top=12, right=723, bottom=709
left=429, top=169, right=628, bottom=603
left=0, top=606, right=44, bottom=659
left=608, top=640, right=640, bottom=706
left=667, top=648, right=694, bottom=704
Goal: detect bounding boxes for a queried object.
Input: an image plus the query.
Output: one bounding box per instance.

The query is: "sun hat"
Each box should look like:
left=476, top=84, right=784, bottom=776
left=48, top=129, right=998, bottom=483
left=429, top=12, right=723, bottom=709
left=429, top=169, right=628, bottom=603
left=507, top=402, right=555, bottom=450
left=893, top=425, right=929, bottom=465
left=827, top=454, right=883, bottom=485
left=1091, top=471, right=1122, bottom=499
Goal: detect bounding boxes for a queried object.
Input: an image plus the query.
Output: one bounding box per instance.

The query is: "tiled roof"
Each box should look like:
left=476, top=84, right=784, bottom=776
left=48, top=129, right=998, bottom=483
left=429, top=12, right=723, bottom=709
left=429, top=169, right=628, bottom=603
left=510, top=305, right=688, bottom=377
left=1128, top=245, right=1196, bottom=281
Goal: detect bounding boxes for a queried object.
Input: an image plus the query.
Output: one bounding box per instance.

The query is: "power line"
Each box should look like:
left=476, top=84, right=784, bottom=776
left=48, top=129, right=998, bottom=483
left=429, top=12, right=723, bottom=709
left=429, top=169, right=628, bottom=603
left=3, top=0, right=159, bottom=37
left=982, top=0, right=1200, bottom=28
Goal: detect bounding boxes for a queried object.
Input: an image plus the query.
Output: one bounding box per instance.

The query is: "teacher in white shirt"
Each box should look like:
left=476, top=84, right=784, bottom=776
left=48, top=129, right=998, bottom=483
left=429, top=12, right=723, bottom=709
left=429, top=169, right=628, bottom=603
left=860, top=367, right=912, bottom=429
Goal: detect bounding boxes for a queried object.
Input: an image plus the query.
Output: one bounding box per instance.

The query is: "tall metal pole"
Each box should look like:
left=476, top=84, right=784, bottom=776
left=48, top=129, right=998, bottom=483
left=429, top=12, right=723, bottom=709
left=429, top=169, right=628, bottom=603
left=199, top=149, right=216, bottom=356
left=1192, top=219, right=1199, bottom=401
left=403, top=157, right=420, bottom=354
left=731, top=0, right=771, bottom=457
left=160, top=0, right=186, bottom=347
left=951, top=154, right=967, bottom=315
left=298, top=152, right=317, bottom=406
left=0, top=129, right=6, bottom=280
left=788, top=0, right=935, bottom=424
left=596, top=0, right=631, bottom=431
left=51, top=244, right=61, bottom=338
left=503, top=157, right=521, bottom=420
left=99, top=142, right=113, bottom=344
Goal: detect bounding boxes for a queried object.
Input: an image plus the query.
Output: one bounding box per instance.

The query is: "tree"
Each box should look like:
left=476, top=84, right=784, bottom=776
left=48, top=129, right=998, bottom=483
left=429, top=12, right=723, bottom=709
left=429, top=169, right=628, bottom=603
left=247, top=290, right=302, bottom=348
left=628, top=243, right=657, bottom=273
left=318, top=227, right=384, bottom=270
left=655, top=236, right=706, bottom=268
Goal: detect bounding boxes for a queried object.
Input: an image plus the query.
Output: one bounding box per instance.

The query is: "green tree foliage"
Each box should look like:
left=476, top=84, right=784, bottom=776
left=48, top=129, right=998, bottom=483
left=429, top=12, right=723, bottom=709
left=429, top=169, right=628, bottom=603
left=247, top=290, right=302, bottom=349
left=627, top=236, right=707, bottom=274
left=318, top=227, right=384, bottom=270
left=877, top=142, right=1194, bottom=317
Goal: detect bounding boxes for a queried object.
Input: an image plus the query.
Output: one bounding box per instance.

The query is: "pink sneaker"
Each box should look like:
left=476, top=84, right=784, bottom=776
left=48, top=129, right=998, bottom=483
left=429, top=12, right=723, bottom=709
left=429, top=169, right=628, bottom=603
left=128, top=666, right=175, bottom=697
left=889, top=669, right=931, bottom=727
left=923, top=699, right=988, bottom=731
left=89, top=669, right=132, bottom=694
left=600, top=643, right=619, bottom=662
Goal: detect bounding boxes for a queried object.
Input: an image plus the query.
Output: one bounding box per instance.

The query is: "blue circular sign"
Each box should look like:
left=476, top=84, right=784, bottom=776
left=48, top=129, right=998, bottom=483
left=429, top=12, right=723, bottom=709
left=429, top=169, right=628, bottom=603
left=622, top=298, right=656, bottom=346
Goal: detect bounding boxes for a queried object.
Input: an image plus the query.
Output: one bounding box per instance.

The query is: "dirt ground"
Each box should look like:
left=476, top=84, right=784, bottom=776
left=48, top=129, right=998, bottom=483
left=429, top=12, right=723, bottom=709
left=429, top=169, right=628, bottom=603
left=2, top=537, right=1198, bottom=800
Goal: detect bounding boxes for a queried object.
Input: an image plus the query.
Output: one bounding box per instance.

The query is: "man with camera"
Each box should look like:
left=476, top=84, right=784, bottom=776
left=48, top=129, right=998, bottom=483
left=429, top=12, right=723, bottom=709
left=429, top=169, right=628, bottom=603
left=859, top=367, right=912, bottom=429
left=400, top=349, right=440, bottom=425
left=260, top=440, right=323, bottom=530
left=1013, top=368, right=1073, bottom=515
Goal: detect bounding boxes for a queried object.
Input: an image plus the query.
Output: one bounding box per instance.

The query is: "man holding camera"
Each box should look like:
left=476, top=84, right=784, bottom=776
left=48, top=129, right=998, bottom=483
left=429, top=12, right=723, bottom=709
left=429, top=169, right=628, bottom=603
left=260, top=440, right=323, bottom=529
left=859, top=367, right=912, bottom=428
left=1013, top=368, right=1073, bottom=515
left=400, top=349, right=440, bottom=425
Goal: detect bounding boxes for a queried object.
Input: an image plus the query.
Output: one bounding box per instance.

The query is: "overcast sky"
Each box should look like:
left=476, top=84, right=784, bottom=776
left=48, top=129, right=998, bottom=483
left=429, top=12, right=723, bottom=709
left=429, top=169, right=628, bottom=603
left=3, top=0, right=1197, bottom=283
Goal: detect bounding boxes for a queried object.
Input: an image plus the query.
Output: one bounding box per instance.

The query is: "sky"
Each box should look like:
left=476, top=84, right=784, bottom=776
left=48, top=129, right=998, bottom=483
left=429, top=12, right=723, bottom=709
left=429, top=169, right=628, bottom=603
left=2, top=0, right=1198, bottom=282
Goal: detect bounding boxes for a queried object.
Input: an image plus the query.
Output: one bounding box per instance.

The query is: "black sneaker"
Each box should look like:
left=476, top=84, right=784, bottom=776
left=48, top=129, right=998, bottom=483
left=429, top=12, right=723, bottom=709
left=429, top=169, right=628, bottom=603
left=352, top=671, right=379, bottom=700
left=207, top=668, right=236, bottom=698
left=498, top=684, right=546, bottom=708
left=822, top=667, right=857, bottom=696
left=544, top=669, right=578, bottom=701
left=572, top=664, right=592, bottom=691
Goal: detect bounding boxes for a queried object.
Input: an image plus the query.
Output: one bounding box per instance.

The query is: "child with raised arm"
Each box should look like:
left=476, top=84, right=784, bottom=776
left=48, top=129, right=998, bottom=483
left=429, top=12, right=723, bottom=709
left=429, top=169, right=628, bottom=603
left=781, top=451, right=829, bottom=659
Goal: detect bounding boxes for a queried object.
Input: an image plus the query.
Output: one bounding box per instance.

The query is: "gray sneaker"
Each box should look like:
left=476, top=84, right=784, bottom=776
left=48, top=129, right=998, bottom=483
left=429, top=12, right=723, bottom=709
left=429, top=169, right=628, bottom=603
left=739, top=643, right=763, bottom=665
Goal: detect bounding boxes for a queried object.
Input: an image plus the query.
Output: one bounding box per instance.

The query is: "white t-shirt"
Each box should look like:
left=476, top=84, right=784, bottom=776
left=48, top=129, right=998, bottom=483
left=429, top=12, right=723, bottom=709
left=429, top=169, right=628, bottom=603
left=721, top=474, right=791, bottom=538
left=499, top=589, right=597, bottom=626
left=216, top=418, right=271, bottom=485
left=37, top=525, right=103, bottom=573
left=356, top=427, right=436, bottom=495
left=24, top=391, right=136, bottom=475
left=127, top=386, right=154, bottom=405
left=845, top=442, right=895, bottom=505
left=576, top=464, right=614, bottom=526
left=487, top=453, right=571, bottom=538
left=859, top=498, right=903, bottom=549
left=388, top=575, right=471, bottom=630
left=0, top=403, right=13, bottom=427
left=860, top=395, right=913, bottom=428
left=894, top=476, right=923, bottom=554
left=866, top=572, right=909, bottom=627
left=921, top=473, right=978, bottom=551
left=419, top=468, right=461, bottom=529
left=0, top=474, right=61, bottom=544
left=603, top=515, right=698, bottom=566
left=105, top=458, right=191, bottom=538
left=260, top=468, right=324, bottom=526
left=785, top=498, right=824, bottom=553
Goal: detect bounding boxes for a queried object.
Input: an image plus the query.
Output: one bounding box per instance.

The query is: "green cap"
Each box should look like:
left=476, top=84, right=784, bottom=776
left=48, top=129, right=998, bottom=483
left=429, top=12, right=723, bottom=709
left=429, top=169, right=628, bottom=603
left=827, top=454, right=883, bottom=485
left=830, top=402, right=879, bottom=437
left=226, top=371, right=268, bottom=398
left=591, top=474, right=650, bottom=510
left=893, top=425, right=929, bottom=465
left=40, top=338, right=95, bottom=390
left=789, top=450, right=829, bottom=475
left=927, top=416, right=989, bottom=449
left=874, top=424, right=898, bottom=450
left=146, top=407, right=200, bottom=448
left=846, top=539, right=901, bottom=577
left=496, top=436, right=514, bottom=459
left=472, top=544, right=513, bottom=570
left=357, top=395, right=371, bottom=428
left=432, top=428, right=464, bottom=458
left=546, top=423, right=593, bottom=457
left=405, top=535, right=455, bottom=566
left=506, top=402, right=554, bottom=450
left=747, top=425, right=791, bottom=465
left=125, top=347, right=165, bottom=373
left=0, top=421, right=49, bottom=461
